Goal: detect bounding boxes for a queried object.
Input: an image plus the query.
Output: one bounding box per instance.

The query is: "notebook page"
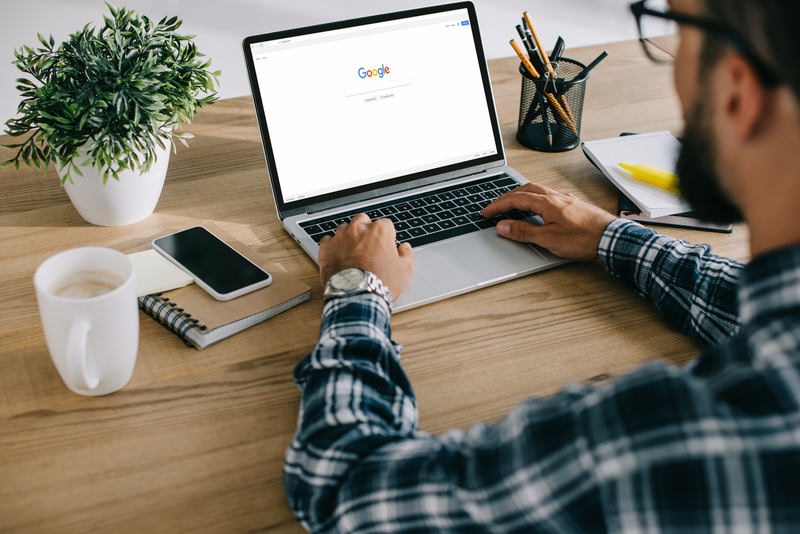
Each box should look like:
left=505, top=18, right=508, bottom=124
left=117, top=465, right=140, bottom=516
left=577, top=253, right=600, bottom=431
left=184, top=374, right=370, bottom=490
left=583, top=131, right=692, bottom=218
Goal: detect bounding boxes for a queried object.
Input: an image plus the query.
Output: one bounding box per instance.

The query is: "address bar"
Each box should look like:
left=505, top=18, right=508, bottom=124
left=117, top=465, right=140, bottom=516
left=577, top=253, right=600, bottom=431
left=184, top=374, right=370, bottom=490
left=343, top=77, right=412, bottom=97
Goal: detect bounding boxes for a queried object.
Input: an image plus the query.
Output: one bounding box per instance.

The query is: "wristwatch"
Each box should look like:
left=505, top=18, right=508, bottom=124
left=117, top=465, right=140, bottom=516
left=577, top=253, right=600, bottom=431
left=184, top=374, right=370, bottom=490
left=323, top=268, right=393, bottom=311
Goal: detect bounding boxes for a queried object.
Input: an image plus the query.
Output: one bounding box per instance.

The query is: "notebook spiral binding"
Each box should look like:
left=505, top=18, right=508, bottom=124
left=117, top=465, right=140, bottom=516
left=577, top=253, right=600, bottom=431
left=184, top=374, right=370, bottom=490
left=138, top=293, right=207, bottom=348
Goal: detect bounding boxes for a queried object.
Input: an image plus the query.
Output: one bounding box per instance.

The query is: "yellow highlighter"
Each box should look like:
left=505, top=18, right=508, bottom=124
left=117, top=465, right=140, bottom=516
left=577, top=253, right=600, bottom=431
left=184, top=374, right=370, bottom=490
left=619, top=163, right=681, bottom=194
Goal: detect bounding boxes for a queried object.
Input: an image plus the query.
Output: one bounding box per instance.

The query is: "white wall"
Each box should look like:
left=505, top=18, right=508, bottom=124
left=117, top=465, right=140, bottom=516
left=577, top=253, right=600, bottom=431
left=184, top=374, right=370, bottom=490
left=0, top=0, right=642, bottom=126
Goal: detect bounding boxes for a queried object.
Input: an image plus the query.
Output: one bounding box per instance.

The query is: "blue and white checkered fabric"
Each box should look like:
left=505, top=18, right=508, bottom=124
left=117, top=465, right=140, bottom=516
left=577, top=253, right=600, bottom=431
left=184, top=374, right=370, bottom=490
left=285, top=220, right=800, bottom=533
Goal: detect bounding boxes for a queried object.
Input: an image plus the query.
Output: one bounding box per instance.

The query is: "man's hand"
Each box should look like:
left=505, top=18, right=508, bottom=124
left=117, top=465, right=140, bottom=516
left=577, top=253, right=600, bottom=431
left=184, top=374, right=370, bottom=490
left=318, top=213, right=416, bottom=300
left=482, top=183, right=617, bottom=262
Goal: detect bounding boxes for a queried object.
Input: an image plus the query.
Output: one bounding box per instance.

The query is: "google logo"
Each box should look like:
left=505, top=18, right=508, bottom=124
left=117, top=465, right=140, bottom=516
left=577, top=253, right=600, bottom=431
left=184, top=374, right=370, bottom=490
left=358, top=64, right=390, bottom=79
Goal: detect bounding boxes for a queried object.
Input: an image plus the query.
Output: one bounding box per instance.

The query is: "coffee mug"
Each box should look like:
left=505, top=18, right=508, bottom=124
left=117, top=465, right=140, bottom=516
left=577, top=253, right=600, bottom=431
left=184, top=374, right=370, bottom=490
left=34, top=247, right=139, bottom=396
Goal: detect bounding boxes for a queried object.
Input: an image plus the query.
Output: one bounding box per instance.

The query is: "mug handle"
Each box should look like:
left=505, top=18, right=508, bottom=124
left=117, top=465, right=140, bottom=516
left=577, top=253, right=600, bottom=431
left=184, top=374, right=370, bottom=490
left=67, top=321, right=99, bottom=390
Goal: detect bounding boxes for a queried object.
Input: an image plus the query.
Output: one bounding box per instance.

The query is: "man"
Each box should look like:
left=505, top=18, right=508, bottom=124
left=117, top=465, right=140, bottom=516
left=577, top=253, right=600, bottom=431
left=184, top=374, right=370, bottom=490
left=284, top=0, right=800, bottom=531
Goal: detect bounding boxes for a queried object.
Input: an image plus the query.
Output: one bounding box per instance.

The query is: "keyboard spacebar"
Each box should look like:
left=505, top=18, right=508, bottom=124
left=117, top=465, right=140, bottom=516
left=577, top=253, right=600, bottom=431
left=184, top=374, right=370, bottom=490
left=403, top=224, right=479, bottom=248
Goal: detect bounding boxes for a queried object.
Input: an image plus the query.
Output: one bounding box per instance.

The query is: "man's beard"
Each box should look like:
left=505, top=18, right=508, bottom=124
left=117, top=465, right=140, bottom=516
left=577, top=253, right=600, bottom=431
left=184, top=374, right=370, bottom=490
left=675, top=99, right=745, bottom=224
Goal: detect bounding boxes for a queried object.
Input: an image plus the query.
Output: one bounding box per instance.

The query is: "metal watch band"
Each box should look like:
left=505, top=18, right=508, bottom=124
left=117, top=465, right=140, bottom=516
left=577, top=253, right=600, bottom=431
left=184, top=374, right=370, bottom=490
left=324, top=269, right=393, bottom=311
left=364, top=271, right=394, bottom=311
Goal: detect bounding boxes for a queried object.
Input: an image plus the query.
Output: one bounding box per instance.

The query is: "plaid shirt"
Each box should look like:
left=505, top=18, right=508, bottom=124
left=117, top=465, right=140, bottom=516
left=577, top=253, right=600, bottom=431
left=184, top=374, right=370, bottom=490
left=284, top=219, right=800, bottom=533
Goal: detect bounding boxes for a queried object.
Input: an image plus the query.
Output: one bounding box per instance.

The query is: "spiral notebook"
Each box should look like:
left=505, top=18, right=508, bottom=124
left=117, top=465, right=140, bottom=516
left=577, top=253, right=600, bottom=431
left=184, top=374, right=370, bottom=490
left=137, top=222, right=311, bottom=349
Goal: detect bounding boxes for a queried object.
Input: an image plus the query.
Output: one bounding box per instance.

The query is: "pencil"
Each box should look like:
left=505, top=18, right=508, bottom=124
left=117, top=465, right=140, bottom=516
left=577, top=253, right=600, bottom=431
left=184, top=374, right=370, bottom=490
left=523, top=11, right=578, bottom=126
left=510, top=40, right=578, bottom=135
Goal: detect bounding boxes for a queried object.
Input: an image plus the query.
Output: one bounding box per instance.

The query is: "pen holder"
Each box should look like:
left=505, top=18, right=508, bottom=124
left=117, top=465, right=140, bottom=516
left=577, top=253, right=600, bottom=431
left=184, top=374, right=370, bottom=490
left=517, top=58, right=587, bottom=152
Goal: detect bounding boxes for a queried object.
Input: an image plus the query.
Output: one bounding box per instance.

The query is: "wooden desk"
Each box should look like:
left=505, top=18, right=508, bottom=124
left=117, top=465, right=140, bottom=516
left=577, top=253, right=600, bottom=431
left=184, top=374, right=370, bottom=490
left=0, top=40, right=750, bottom=533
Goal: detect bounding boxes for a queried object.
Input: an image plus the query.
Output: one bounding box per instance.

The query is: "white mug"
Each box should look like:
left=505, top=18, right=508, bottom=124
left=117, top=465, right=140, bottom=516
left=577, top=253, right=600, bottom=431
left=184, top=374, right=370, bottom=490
left=34, top=247, right=139, bottom=396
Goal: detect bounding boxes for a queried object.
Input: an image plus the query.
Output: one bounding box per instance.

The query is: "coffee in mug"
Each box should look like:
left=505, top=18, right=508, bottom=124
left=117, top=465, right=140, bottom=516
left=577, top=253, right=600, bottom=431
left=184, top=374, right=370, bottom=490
left=49, top=270, right=125, bottom=299
left=34, top=248, right=139, bottom=396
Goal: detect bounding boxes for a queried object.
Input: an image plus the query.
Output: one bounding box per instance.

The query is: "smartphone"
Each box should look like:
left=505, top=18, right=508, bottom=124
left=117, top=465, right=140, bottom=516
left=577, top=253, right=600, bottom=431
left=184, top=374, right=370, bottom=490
left=152, top=227, right=272, bottom=301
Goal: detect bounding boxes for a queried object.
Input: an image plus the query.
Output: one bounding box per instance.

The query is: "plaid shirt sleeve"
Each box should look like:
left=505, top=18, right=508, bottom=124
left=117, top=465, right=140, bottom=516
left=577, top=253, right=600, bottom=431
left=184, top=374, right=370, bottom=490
left=598, top=219, right=744, bottom=344
left=284, top=223, right=799, bottom=534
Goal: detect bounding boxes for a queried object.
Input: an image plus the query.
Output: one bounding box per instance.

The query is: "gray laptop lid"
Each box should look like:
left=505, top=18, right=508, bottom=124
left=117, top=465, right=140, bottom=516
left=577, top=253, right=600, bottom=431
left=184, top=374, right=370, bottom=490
left=242, top=2, right=506, bottom=219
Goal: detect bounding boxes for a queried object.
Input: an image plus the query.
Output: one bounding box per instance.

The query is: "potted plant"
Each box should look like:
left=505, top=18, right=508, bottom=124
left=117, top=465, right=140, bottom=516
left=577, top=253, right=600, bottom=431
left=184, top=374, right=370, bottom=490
left=0, top=2, right=219, bottom=226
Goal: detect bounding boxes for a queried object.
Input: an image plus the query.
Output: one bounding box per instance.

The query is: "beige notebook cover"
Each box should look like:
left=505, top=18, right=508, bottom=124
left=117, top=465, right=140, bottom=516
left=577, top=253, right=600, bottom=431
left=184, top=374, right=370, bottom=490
left=138, top=222, right=311, bottom=349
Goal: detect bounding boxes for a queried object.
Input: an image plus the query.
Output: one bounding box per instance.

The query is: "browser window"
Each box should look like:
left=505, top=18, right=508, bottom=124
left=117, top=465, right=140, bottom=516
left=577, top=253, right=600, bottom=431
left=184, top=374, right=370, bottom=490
left=251, top=9, right=498, bottom=203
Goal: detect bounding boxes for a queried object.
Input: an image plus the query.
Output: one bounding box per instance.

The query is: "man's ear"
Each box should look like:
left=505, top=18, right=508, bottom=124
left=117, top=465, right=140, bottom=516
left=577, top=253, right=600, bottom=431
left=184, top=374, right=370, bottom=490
left=716, top=52, right=768, bottom=142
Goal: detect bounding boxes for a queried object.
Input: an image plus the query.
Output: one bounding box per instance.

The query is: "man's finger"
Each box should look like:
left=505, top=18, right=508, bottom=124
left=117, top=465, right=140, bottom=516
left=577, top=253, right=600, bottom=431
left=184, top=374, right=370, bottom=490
left=350, top=213, right=371, bottom=225
left=335, top=222, right=349, bottom=233
left=482, top=192, right=549, bottom=218
left=320, top=235, right=334, bottom=245
left=496, top=219, right=542, bottom=243
left=397, top=242, right=415, bottom=263
left=508, top=182, right=558, bottom=196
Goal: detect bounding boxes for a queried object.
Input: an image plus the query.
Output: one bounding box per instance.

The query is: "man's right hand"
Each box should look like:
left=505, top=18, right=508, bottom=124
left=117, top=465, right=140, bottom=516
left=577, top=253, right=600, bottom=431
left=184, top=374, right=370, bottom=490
left=482, top=183, right=617, bottom=262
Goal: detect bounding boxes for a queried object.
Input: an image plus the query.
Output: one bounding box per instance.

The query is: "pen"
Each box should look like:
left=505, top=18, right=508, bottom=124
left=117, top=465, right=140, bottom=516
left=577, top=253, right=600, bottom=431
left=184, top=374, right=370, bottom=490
left=539, top=91, right=552, bottom=147
left=551, top=36, right=565, bottom=63
left=573, top=51, right=609, bottom=82
left=510, top=40, right=577, bottom=135
left=523, top=12, right=577, bottom=125
left=619, top=163, right=681, bottom=194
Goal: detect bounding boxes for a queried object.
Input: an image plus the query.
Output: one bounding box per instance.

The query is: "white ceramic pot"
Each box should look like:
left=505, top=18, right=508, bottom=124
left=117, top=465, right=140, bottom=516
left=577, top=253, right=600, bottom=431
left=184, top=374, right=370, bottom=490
left=57, top=143, right=171, bottom=227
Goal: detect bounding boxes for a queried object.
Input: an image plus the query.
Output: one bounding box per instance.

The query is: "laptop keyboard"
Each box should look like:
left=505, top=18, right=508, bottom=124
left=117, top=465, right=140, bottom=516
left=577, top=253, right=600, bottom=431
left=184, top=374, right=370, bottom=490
left=297, top=174, right=534, bottom=249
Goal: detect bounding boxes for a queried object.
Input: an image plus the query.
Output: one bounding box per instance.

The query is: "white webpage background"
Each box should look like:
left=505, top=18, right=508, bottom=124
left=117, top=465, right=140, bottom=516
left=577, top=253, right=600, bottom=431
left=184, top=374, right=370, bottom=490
left=254, top=14, right=497, bottom=203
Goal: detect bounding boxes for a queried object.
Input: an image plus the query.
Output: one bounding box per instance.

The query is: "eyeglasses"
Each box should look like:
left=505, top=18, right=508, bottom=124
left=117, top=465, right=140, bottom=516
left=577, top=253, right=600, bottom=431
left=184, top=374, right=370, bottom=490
left=630, top=0, right=780, bottom=86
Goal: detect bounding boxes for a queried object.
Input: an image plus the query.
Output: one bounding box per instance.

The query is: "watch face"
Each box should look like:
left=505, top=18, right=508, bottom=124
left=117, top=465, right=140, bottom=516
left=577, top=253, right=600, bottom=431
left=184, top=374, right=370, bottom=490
left=331, top=268, right=366, bottom=291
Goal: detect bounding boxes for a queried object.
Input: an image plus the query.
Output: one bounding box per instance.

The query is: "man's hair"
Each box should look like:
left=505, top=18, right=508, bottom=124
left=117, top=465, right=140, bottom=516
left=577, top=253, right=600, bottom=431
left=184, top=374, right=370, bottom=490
left=702, top=0, right=800, bottom=100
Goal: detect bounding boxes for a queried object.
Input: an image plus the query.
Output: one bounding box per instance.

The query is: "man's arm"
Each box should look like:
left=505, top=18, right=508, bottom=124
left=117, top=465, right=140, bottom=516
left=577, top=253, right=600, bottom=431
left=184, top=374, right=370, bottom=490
left=482, top=183, right=743, bottom=343
left=285, top=291, right=608, bottom=533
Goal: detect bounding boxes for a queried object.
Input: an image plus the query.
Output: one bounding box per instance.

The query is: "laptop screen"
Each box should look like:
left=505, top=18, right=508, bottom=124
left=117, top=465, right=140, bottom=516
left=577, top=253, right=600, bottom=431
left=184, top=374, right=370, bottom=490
left=243, top=3, right=503, bottom=212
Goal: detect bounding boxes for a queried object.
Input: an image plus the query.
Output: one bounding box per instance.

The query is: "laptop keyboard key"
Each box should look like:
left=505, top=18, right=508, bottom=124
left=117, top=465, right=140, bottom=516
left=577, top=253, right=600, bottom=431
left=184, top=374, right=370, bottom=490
left=410, top=208, right=427, bottom=217
left=439, top=219, right=456, bottom=229
left=304, top=225, right=322, bottom=235
left=438, top=192, right=455, bottom=200
left=440, top=200, right=457, bottom=210
left=467, top=212, right=485, bottom=222
left=408, top=227, right=426, bottom=237
left=451, top=207, right=468, bottom=216
left=319, top=221, right=337, bottom=231
left=506, top=211, right=525, bottom=220
left=475, top=219, right=497, bottom=230
left=409, top=218, right=425, bottom=227
left=423, top=223, right=442, bottom=233
left=479, top=183, right=496, bottom=191
left=311, top=231, right=335, bottom=242
left=380, top=206, right=398, bottom=215
left=453, top=189, right=469, bottom=197
left=366, top=210, right=383, bottom=220
left=396, top=211, right=413, bottom=221
left=438, top=210, right=455, bottom=220
left=483, top=190, right=500, bottom=199
left=425, top=205, right=443, bottom=213
left=465, top=204, right=482, bottom=213
left=387, top=215, right=400, bottom=223
left=423, top=195, right=441, bottom=204
left=466, top=185, right=482, bottom=194
left=493, top=177, right=516, bottom=187
left=422, top=214, right=440, bottom=224
left=394, top=221, right=411, bottom=231
left=452, top=216, right=470, bottom=226
left=404, top=224, right=479, bottom=249
left=395, top=203, right=412, bottom=211
left=409, top=199, right=427, bottom=208
left=396, top=231, right=411, bottom=241
left=467, top=194, right=484, bottom=203
left=454, top=197, right=471, bottom=206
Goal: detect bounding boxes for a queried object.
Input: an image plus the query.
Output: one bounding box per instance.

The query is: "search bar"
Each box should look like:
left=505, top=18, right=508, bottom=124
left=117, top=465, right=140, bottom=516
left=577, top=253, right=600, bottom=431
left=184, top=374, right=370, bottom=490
left=343, top=77, right=412, bottom=97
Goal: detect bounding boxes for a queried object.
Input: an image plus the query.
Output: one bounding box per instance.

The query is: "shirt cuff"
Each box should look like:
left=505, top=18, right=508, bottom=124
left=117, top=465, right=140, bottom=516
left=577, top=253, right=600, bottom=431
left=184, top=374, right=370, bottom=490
left=320, top=292, right=399, bottom=351
left=597, top=218, right=652, bottom=271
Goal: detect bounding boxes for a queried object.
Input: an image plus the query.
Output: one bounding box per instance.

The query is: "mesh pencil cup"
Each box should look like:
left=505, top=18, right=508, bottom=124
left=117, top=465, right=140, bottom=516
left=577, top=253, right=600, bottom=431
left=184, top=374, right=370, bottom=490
left=516, top=58, right=588, bottom=152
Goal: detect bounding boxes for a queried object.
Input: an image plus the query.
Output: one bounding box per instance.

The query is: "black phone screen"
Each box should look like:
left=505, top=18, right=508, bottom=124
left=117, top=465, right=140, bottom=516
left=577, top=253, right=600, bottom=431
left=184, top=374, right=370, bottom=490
left=154, top=227, right=270, bottom=295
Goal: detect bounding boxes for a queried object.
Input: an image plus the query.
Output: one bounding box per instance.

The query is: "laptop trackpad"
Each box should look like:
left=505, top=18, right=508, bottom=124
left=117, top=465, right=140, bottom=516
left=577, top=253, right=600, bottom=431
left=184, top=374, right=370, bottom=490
left=414, top=230, right=549, bottom=293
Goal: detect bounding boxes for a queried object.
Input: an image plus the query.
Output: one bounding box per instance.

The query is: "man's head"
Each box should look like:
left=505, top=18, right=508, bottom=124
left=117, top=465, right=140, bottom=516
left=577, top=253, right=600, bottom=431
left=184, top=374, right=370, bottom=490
left=670, top=0, right=800, bottom=230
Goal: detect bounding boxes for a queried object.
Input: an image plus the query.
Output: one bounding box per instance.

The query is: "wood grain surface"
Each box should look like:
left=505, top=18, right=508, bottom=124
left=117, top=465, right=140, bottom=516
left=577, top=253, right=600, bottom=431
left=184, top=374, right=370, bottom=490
left=0, top=40, right=750, bottom=533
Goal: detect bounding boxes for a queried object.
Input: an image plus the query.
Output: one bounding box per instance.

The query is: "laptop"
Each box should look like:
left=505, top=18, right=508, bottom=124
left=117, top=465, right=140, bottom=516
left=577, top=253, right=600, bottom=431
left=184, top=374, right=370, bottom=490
left=242, top=1, right=568, bottom=312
